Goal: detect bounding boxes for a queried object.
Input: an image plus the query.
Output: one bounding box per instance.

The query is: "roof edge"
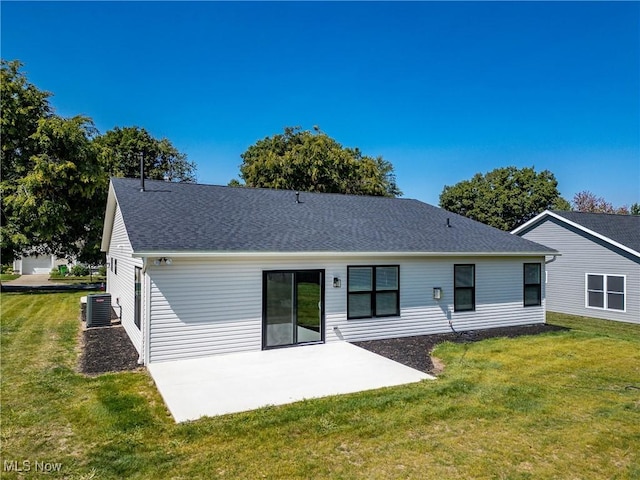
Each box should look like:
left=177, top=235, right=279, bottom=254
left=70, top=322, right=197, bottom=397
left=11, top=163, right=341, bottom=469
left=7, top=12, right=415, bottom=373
left=131, top=250, right=558, bottom=259
left=512, top=210, right=640, bottom=259
left=100, top=182, right=118, bottom=252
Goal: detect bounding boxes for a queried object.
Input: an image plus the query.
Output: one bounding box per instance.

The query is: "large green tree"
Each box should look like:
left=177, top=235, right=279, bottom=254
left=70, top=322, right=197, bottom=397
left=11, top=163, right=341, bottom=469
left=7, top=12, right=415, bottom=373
left=439, top=166, right=570, bottom=231
left=1, top=60, right=195, bottom=264
left=1, top=60, right=52, bottom=183
left=231, top=126, right=401, bottom=197
left=1, top=114, right=106, bottom=263
left=94, top=126, right=196, bottom=182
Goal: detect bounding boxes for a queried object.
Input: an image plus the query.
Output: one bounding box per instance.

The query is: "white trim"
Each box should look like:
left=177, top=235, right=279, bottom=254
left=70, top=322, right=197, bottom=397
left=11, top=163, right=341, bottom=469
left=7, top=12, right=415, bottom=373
left=585, top=273, right=627, bottom=313
left=100, top=182, right=117, bottom=252
left=513, top=210, right=640, bottom=259
left=131, top=250, right=553, bottom=259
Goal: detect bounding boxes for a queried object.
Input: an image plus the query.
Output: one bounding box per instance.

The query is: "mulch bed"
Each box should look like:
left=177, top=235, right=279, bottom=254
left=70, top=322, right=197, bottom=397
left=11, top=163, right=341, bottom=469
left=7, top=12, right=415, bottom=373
left=353, top=323, right=567, bottom=375
left=78, top=306, right=141, bottom=375
left=79, top=327, right=141, bottom=375
left=77, top=317, right=565, bottom=376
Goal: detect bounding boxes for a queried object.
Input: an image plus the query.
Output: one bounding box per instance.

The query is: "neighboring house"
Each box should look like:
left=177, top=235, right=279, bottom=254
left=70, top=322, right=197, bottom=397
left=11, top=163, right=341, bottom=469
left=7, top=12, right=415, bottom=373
left=513, top=210, right=640, bottom=324
left=101, top=178, right=557, bottom=365
left=12, top=254, right=68, bottom=275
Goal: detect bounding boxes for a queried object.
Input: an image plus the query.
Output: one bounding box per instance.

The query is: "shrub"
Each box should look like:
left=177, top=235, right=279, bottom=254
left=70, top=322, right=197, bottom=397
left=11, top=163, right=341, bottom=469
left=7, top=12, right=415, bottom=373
left=1, top=264, right=14, bottom=274
left=70, top=264, right=90, bottom=277
left=50, top=268, right=65, bottom=278
left=97, top=265, right=107, bottom=276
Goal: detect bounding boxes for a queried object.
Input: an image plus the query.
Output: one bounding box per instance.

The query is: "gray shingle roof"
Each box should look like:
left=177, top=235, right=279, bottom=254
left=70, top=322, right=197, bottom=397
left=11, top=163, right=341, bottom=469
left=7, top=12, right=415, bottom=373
left=109, top=177, right=556, bottom=255
left=551, top=210, right=640, bottom=253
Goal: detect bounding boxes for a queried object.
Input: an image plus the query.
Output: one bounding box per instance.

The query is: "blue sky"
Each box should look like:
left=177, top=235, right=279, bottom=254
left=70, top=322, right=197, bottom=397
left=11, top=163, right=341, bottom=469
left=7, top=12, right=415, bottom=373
left=2, top=1, right=639, bottom=206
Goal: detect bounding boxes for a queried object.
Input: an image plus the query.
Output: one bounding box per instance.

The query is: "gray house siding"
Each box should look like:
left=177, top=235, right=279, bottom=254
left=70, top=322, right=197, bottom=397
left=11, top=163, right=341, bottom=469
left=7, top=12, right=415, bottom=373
left=519, top=217, right=639, bottom=324
left=145, top=255, right=546, bottom=363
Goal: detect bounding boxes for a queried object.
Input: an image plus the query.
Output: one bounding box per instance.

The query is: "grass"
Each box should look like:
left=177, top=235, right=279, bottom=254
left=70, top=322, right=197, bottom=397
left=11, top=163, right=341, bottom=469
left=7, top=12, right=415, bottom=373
left=0, top=274, right=20, bottom=281
left=1, top=294, right=639, bottom=479
left=50, top=275, right=106, bottom=283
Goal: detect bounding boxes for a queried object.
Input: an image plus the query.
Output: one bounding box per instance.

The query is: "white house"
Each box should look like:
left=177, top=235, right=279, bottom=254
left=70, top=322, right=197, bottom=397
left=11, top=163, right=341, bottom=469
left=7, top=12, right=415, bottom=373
left=101, top=178, right=558, bottom=365
left=513, top=210, right=640, bottom=324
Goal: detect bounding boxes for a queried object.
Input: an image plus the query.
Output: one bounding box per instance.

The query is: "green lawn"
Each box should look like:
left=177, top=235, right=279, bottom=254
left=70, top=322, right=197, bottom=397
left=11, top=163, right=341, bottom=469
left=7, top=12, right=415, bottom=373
left=0, top=274, right=20, bottom=281
left=50, top=275, right=106, bottom=283
left=1, top=292, right=639, bottom=479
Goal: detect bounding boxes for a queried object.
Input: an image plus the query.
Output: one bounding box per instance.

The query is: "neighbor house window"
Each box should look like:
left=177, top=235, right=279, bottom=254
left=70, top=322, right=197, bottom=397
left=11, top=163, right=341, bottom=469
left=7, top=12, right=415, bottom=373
left=454, top=264, right=475, bottom=312
left=113, top=258, right=118, bottom=275
left=586, top=274, right=625, bottom=311
left=524, top=263, right=542, bottom=307
left=347, top=266, right=400, bottom=319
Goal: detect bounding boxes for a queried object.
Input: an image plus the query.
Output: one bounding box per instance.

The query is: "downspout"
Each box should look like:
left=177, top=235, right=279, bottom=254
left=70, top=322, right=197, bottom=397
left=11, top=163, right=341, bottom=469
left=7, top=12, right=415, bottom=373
left=542, top=255, right=558, bottom=319
left=138, top=257, right=149, bottom=365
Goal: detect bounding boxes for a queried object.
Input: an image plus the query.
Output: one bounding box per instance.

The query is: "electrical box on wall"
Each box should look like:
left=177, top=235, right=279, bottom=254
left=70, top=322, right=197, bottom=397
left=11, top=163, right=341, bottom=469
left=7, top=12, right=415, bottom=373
left=333, top=277, right=341, bottom=288
left=433, top=287, right=442, bottom=300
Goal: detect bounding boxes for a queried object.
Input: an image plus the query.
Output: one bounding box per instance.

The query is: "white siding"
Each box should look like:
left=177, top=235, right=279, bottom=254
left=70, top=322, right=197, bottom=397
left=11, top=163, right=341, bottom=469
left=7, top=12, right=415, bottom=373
left=106, top=204, right=144, bottom=354
left=147, top=255, right=545, bottom=363
left=520, top=218, right=640, bottom=324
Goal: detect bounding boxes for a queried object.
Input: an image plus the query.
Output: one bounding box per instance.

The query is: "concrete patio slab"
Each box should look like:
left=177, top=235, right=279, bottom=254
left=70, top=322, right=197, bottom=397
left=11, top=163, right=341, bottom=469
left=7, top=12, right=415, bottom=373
left=148, top=342, right=433, bottom=422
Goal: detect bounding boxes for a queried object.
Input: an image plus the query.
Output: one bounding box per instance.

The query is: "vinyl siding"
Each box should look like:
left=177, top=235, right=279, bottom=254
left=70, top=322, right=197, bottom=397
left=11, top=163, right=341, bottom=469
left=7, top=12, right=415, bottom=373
left=147, top=255, right=545, bottom=363
left=106, top=204, right=144, bottom=354
left=519, top=218, right=640, bottom=324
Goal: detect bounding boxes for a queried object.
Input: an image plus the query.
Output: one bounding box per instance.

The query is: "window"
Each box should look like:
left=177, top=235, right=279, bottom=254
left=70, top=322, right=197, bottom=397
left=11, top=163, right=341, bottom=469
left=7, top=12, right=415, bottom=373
left=347, top=266, right=399, bottom=319
left=134, top=267, right=142, bottom=329
left=524, top=263, right=542, bottom=307
left=454, top=264, right=475, bottom=312
left=113, top=258, right=118, bottom=275
left=587, top=274, right=625, bottom=311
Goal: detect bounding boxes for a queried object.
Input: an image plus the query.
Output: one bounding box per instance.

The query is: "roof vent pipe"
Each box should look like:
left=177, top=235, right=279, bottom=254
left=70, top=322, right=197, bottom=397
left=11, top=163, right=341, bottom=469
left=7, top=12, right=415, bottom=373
left=446, top=218, right=451, bottom=228
left=139, top=153, right=145, bottom=192
left=295, top=191, right=300, bottom=204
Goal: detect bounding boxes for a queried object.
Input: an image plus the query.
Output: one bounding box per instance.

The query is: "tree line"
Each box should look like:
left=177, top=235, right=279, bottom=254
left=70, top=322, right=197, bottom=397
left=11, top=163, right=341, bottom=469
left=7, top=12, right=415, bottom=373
left=2, top=59, right=637, bottom=267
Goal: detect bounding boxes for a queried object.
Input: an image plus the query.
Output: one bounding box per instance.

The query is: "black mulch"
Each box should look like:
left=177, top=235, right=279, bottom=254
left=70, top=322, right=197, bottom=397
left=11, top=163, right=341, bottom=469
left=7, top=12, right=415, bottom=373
left=353, top=323, right=567, bottom=375
left=79, top=326, right=141, bottom=375
left=79, top=307, right=141, bottom=375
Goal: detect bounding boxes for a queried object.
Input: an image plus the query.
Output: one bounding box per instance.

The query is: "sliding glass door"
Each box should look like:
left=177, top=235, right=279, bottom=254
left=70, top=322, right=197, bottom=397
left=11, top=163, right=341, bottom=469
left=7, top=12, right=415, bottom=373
left=263, top=270, right=324, bottom=348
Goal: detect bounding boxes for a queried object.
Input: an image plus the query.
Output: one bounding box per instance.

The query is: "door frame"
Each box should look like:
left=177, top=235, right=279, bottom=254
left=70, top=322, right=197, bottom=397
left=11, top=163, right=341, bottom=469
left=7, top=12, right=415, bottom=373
left=262, top=269, right=325, bottom=350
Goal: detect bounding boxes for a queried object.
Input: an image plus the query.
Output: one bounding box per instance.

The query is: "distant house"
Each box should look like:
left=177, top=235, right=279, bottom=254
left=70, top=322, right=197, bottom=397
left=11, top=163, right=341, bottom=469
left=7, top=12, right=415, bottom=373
left=12, top=254, right=68, bottom=275
left=513, top=210, right=639, bottom=324
left=101, top=178, right=557, bottom=365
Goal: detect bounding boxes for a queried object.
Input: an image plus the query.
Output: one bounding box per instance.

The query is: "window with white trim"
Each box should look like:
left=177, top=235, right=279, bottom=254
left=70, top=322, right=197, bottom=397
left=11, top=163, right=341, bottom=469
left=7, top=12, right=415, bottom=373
left=586, top=274, right=625, bottom=311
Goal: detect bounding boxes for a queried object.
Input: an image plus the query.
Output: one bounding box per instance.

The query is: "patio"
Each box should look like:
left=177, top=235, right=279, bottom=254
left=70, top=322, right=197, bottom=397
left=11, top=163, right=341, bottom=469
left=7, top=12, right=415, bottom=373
left=148, top=341, right=433, bottom=422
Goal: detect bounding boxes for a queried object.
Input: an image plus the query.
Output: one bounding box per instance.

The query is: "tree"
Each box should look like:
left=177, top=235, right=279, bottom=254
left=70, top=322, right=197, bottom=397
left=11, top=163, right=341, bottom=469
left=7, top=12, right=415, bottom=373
left=439, top=166, right=570, bottom=231
left=631, top=203, right=640, bottom=216
left=1, top=60, right=53, bottom=183
left=1, top=60, right=195, bottom=265
left=1, top=115, right=106, bottom=263
left=572, top=190, right=630, bottom=214
left=94, top=126, right=196, bottom=182
left=231, top=126, right=401, bottom=197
